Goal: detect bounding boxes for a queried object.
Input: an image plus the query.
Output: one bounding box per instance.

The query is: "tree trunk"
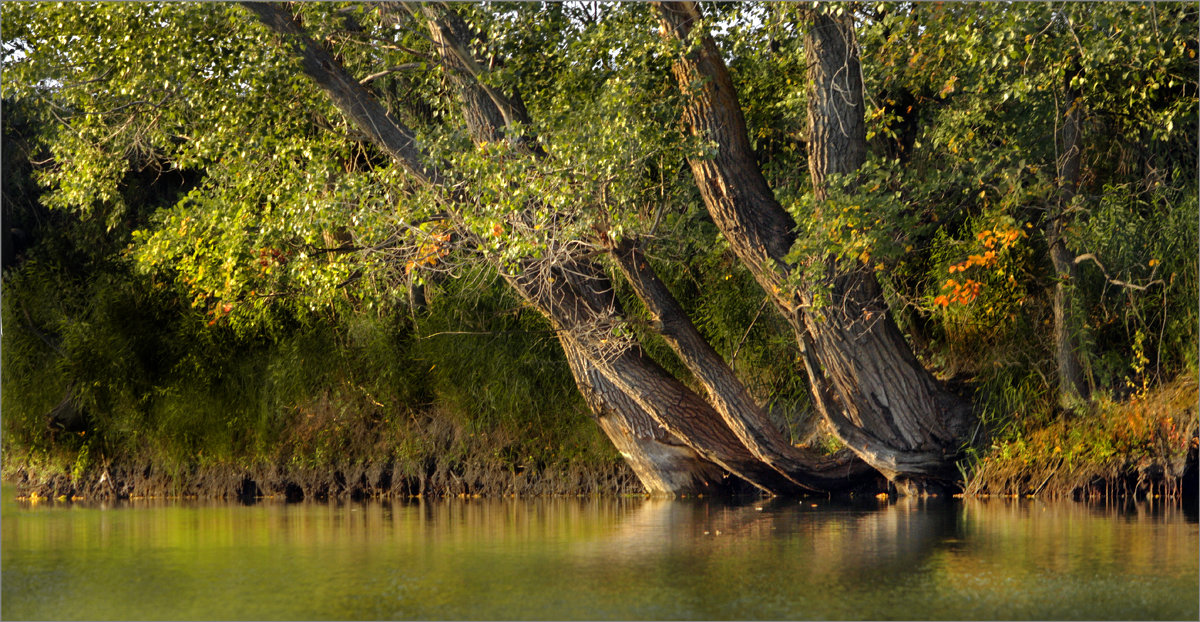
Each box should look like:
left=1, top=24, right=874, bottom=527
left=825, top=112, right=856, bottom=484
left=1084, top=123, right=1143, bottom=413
left=506, top=259, right=809, bottom=495
left=413, top=4, right=846, bottom=495
left=246, top=1, right=741, bottom=496
left=1047, top=83, right=1089, bottom=408
left=655, top=2, right=973, bottom=492
left=250, top=2, right=864, bottom=496
left=418, top=5, right=795, bottom=494
left=610, top=238, right=873, bottom=491
left=560, top=340, right=728, bottom=496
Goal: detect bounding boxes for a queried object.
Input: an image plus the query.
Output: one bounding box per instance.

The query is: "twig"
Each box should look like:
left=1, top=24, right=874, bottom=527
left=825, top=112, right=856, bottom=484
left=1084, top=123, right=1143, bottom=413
left=359, top=62, right=425, bottom=85
left=1074, top=253, right=1165, bottom=291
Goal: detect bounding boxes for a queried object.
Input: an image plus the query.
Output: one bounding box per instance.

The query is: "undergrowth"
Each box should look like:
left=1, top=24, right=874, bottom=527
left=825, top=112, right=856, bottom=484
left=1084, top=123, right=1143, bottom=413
left=964, top=375, right=1198, bottom=498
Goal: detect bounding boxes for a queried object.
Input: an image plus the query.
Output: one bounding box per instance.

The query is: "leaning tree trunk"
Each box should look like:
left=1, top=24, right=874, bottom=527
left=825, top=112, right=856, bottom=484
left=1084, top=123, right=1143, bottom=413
left=248, top=1, right=874, bottom=496
left=655, top=2, right=974, bottom=493
left=507, top=259, right=810, bottom=495
left=418, top=4, right=806, bottom=494
left=561, top=340, right=728, bottom=495
left=610, top=238, right=873, bottom=491
left=417, top=3, right=878, bottom=495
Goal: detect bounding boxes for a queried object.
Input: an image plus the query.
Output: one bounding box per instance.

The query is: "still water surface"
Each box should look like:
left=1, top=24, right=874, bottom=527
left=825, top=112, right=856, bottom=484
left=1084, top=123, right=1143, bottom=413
left=2, top=487, right=1197, bottom=620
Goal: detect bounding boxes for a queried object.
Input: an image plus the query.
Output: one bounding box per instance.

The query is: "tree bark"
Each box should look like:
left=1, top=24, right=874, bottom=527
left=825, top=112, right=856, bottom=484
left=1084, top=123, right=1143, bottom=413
left=1047, top=82, right=1090, bottom=408
left=411, top=4, right=838, bottom=495
left=655, top=2, right=973, bottom=491
left=610, top=238, right=873, bottom=491
left=560, top=339, right=727, bottom=496
left=241, top=2, right=442, bottom=186
left=505, top=259, right=809, bottom=495
left=249, top=2, right=865, bottom=496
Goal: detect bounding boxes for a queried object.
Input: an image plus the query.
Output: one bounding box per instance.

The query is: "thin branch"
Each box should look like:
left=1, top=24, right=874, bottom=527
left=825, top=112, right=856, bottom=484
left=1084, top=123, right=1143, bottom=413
left=1074, top=253, right=1165, bottom=291
left=359, top=62, right=425, bottom=85
left=730, top=296, right=770, bottom=369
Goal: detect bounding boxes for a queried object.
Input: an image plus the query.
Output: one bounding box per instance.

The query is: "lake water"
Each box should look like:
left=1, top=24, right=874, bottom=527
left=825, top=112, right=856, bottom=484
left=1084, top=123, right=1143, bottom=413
left=2, top=486, right=1197, bottom=620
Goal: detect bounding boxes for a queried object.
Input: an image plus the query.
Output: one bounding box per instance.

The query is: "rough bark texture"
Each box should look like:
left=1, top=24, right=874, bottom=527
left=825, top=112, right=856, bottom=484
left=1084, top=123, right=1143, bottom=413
left=1048, top=86, right=1090, bottom=408
left=423, top=6, right=785, bottom=494
left=412, top=3, right=538, bottom=153
left=655, top=2, right=974, bottom=491
left=506, top=260, right=807, bottom=495
left=610, top=238, right=873, bottom=491
left=561, top=340, right=727, bottom=496
left=411, top=5, right=826, bottom=495
left=241, top=2, right=441, bottom=186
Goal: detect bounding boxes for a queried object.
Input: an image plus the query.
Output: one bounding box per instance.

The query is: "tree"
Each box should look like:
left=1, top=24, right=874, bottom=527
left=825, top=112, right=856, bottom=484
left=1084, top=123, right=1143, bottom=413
left=858, top=1, right=1197, bottom=410
left=653, top=3, right=973, bottom=492
left=4, top=2, right=1193, bottom=496
left=212, top=1, right=873, bottom=495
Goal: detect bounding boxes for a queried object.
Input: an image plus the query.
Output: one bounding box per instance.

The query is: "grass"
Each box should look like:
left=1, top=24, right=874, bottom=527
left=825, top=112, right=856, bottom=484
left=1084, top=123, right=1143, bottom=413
left=964, top=374, right=1198, bottom=499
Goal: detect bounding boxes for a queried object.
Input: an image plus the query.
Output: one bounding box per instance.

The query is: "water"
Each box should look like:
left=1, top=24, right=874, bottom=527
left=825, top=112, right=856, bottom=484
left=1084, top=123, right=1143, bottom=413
left=3, top=486, right=1197, bottom=620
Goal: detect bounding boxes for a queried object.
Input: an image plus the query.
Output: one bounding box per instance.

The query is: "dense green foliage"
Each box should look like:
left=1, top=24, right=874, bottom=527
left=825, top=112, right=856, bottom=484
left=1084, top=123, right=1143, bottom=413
left=2, top=2, right=1196, bottom=494
left=2, top=99, right=622, bottom=482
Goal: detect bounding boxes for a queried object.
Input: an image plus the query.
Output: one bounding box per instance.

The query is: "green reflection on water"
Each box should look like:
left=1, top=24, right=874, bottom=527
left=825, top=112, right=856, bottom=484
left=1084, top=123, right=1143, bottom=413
left=2, top=487, right=1197, bottom=620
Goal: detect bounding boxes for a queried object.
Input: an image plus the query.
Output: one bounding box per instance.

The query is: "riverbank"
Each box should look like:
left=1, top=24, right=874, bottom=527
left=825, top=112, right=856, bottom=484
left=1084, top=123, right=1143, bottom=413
left=4, top=372, right=1195, bottom=503
left=6, top=452, right=1195, bottom=502
left=6, top=403, right=1195, bottom=503
left=964, top=375, right=1199, bottom=501
left=2, top=393, right=644, bottom=502
left=2, top=454, right=642, bottom=502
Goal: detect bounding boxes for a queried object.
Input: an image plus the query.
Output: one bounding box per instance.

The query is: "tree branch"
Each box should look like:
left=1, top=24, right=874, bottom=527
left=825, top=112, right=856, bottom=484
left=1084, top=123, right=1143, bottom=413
left=1074, top=253, right=1165, bottom=291
left=240, top=1, right=443, bottom=186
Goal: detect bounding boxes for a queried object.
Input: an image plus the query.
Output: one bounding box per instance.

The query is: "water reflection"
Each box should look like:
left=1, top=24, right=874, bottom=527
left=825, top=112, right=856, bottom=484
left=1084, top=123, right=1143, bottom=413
left=3, top=491, right=1197, bottom=620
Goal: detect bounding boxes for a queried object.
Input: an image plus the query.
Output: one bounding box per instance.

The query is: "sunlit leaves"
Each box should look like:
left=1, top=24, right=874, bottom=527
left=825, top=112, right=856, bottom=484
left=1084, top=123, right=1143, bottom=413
left=6, top=0, right=1195, bottom=386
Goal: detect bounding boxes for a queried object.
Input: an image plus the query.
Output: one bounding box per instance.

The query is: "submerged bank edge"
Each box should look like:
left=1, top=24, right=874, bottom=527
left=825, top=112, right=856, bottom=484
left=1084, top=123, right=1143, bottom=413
left=5, top=448, right=1196, bottom=503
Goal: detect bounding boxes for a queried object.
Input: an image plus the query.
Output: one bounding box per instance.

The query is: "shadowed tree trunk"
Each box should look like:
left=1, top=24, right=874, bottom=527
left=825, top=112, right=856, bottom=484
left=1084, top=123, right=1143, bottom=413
left=1047, top=74, right=1090, bottom=408
left=654, top=2, right=974, bottom=493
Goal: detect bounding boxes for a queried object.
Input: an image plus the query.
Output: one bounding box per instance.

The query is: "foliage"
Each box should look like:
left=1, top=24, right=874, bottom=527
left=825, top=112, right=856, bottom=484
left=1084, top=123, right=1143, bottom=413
left=965, top=375, right=1198, bottom=497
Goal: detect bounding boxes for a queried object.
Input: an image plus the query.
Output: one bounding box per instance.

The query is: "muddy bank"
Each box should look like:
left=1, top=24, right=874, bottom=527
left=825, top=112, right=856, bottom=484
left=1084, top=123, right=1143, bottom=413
left=4, top=458, right=645, bottom=502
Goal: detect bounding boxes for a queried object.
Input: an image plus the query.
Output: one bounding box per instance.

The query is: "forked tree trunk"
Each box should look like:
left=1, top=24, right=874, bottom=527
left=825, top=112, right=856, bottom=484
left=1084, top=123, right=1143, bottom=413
left=507, top=260, right=808, bottom=495
left=655, top=2, right=974, bottom=492
left=421, top=6, right=795, bottom=494
left=415, top=4, right=876, bottom=495
left=610, top=238, right=872, bottom=491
